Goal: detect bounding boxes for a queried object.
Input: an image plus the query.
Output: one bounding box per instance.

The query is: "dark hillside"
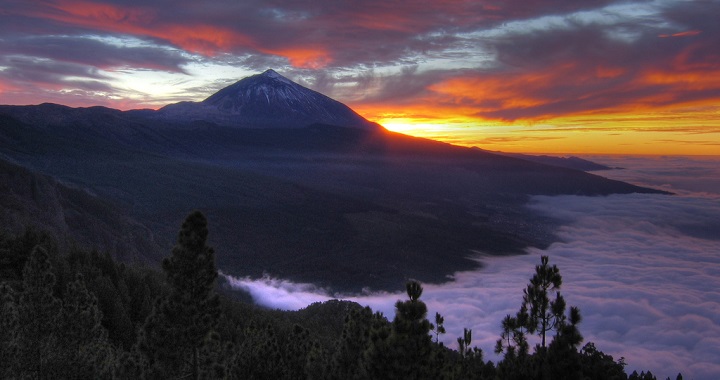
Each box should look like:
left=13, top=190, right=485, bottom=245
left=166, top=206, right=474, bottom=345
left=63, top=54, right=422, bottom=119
left=0, top=158, right=160, bottom=263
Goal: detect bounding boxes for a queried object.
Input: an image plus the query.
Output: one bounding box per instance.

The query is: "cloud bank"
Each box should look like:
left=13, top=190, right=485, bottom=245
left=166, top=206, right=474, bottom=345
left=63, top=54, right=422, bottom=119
left=225, top=155, right=720, bottom=380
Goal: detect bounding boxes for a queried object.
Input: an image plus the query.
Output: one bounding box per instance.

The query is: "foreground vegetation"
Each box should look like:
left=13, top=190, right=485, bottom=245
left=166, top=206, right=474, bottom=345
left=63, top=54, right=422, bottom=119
left=0, top=211, right=681, bottom=379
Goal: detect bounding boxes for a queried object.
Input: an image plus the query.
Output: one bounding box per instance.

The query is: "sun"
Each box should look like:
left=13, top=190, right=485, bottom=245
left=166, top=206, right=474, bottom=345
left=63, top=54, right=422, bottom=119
left=377, top=117, right=448, bottom=135
left=381, top=120, right=423, bottom=133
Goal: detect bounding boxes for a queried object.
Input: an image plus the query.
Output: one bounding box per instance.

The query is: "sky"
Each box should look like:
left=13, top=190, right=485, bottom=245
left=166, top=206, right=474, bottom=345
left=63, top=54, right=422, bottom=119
left=225, top=155, right=720, bottom=380
left=1, top=0, right=719, bottom=154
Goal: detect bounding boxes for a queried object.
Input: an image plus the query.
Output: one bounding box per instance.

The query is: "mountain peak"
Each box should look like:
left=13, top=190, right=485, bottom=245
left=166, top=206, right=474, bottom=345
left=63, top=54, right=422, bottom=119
left=259, top=69, right=294, bottom=85
left=157, top=69, right=379, bottom=130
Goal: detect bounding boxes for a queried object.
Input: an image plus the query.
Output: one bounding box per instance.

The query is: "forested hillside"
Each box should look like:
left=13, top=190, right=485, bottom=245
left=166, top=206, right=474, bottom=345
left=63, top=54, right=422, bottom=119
left=0, top=212, right=680, bottom=379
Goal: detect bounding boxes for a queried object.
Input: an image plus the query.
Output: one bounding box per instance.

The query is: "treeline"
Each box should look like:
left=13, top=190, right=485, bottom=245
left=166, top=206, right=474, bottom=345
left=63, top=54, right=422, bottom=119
left=0, top=211, right=681, bottom=379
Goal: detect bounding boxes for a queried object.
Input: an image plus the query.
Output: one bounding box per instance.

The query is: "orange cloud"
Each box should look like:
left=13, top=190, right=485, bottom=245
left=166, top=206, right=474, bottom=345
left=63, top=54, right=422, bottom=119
left=419, top=59, right=720, bottom=123
left=659, top=30, right=702, bottom=38
left=672, top=42, right=720, bottom=71
left=641, top=70, right=720, bottom=90
left=17, top=0, right=337, bottom=67
left=348, top=58, right=720, bottom=155
left=48, top=0, right=154, bottom=24
left=427, top=68, right=565, bottom=115
left=161, top=24, right=254, bottom=56
left=259, top=47, right=332, bottom=69
left=16, top=0, right=253, bottom=56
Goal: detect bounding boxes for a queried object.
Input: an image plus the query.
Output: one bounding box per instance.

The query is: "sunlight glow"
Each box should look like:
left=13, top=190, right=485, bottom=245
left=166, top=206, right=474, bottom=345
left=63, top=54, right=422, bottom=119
left=370, top=110, right=720, bottom=155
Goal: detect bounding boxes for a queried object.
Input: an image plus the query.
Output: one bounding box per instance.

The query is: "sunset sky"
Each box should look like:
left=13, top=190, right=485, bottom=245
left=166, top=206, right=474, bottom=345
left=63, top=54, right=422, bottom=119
left=1, top=0, right=719, bottom=154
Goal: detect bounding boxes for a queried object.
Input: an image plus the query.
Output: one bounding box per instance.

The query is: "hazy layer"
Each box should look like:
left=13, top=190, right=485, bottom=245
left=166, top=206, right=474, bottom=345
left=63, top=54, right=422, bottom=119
left=225, top=155, right=720, bottom=380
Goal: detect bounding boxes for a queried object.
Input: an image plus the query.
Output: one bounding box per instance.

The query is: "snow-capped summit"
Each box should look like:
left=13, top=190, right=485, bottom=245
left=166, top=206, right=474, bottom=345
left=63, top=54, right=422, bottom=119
left=257, top=68, right=295, bottom=85
left=158, top=69, right=378, bottom=130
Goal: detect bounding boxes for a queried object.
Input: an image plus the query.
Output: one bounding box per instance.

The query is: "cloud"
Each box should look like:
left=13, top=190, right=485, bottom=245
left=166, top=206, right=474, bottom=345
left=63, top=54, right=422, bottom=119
left=224, top=156, right=720, bottom=380
left=659, top=30, right=702, bottom=38
left=520, top=193, right=720, bottom=380
left=223, top=274, right=333, bottom=311
left=587, top=155, right=720, bottom=198
left=350, top=2, right=720, bottom=131
left=421, top=3, right=720, bottom=122
left=0, top=35, right=190, bottom=73
left=0, top=34, right=191, bottom=101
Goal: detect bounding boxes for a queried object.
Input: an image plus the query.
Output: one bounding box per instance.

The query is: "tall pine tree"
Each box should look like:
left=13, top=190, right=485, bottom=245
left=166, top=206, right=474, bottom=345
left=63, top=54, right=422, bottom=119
left=138, top=211, right=220, bottom=379
left=523, top=255, right=563, bottom=348
left=364, top=280, right=434, bottom=379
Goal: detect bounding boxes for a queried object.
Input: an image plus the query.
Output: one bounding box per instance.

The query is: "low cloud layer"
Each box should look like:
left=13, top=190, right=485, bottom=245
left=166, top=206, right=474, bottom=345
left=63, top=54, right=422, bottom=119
left=225, top=156, right=720, bottom=380
left=588, top=155, right=720, bottom=199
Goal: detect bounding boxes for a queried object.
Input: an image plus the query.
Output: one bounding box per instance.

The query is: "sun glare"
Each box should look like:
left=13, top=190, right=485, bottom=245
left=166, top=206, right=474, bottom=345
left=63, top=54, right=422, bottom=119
left=381, top=119, right=430, bottom=134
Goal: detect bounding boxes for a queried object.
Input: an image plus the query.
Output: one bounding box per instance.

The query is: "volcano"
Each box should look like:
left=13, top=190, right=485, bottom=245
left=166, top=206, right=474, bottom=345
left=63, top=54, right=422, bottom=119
left=157, top=69, right=379, bottom=130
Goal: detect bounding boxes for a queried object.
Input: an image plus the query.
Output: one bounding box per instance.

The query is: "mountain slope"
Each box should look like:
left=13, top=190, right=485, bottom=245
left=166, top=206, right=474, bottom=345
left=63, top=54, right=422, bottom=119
left=0, top=157, right=160, bottom=263
left=486, top=150, right=614, bottom=171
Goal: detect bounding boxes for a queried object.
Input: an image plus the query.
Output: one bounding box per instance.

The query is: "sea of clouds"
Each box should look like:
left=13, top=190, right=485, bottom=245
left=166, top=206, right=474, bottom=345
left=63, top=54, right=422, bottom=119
left=224, top=155, right=720, bottom=380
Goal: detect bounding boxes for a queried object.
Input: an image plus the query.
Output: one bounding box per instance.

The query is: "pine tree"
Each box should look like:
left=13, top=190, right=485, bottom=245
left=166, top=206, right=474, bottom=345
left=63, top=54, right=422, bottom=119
left=430, top=311, right=446, bottom=344
left=138, top=211, right=220, bottom=379
left=578, top=342, right=627, bottom=380
left=457, top=328, right=475, bottom=359
left=523, top=255, right=563, bottom=349
left=543, top=305, right=583, bottom=379
left=454, top=328, right=491, bottom=379
left=497, top=255, right=585, bottom=380
left=495, top=309, right=529, bottom=359
left=365, top=280, right=433, bottom=379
